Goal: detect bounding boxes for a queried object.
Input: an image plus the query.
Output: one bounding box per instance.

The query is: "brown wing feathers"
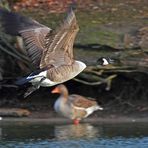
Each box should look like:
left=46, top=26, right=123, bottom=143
left=20, top=28, right=51, bottom=67
left=40, top=9, right=79, bottom=68
left=0, top=8, right=51, bottom=68
left=70, top=95, right=98, bottom=108
left=0, top=7, right=78, bottom=69
left=46, top=9, right=77, bottom=51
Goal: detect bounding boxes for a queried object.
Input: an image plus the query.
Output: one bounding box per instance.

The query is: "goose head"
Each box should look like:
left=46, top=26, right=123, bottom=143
left=51, top=84, right=68, bottom=97
left=97, top=57, right=115, bottom=66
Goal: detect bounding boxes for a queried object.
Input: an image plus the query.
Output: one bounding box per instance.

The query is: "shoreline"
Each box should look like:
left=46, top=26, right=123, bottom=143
left=0, top=109, right=148, bottom=124
left=1, top=116, right=148, bottom=124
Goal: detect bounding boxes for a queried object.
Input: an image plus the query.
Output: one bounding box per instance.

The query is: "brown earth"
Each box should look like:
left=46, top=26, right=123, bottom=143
left=0, top=78, right=148, bottom=122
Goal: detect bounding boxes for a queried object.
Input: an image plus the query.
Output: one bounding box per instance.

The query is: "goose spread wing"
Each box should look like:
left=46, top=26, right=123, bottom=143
left=0, top=8, right=51, bottom=68
left=20, top=27, right=51, bottom=68
left=40, top=9, right=79, bottom=69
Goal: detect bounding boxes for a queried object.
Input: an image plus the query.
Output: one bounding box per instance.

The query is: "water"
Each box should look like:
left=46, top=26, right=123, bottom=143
left=0, top=122, right=148, bottom=148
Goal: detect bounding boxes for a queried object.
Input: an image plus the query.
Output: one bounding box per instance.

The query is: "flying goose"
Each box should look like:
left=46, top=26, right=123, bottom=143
left=51, top=84, right=103, bottom=124
left=0, top=7, right=86, bottom=96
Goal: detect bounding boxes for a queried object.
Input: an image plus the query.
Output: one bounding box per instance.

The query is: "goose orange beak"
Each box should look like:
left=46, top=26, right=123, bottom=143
left=51, top=87, right=60, bottom=94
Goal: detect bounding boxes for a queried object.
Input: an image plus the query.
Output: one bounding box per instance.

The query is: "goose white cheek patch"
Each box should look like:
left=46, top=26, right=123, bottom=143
left=102, top=58, right=109, bottom=65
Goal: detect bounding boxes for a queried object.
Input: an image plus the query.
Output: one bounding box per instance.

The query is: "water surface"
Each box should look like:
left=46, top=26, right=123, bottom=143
left=0, top=122, right=148, bottom=148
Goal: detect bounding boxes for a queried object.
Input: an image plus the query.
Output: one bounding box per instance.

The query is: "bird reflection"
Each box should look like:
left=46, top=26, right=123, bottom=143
left=54, top=123, right=101, bottom=139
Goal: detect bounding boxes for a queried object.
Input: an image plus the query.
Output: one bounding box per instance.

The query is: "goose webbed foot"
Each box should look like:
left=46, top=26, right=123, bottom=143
left=73, top=119, right=80, bottom=125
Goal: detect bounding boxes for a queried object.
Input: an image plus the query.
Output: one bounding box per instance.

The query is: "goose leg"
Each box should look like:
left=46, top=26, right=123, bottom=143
left=73, top=119, right=80, bottom=125
left=24, top=77, right=46, bottom=98
left=24, top=85, right=38, bottom=98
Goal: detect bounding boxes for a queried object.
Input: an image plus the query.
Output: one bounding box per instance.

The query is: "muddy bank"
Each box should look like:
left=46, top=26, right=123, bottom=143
left=0, top=75, right=148, bottom=121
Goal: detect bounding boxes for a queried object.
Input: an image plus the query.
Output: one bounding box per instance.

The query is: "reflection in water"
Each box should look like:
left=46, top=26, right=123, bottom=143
left=0, top=123, right=101, bottom=140
left=54, top=123, right=101, bottom=139
left=0, top=122, right=148, bottom=141
left=0, top=122, right=148, bottom=147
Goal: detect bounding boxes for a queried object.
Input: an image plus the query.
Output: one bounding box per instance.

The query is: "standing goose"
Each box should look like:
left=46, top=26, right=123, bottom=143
left=51, top=84, right=103, bottom=124
left=0, top=7, right=86, bottom=96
